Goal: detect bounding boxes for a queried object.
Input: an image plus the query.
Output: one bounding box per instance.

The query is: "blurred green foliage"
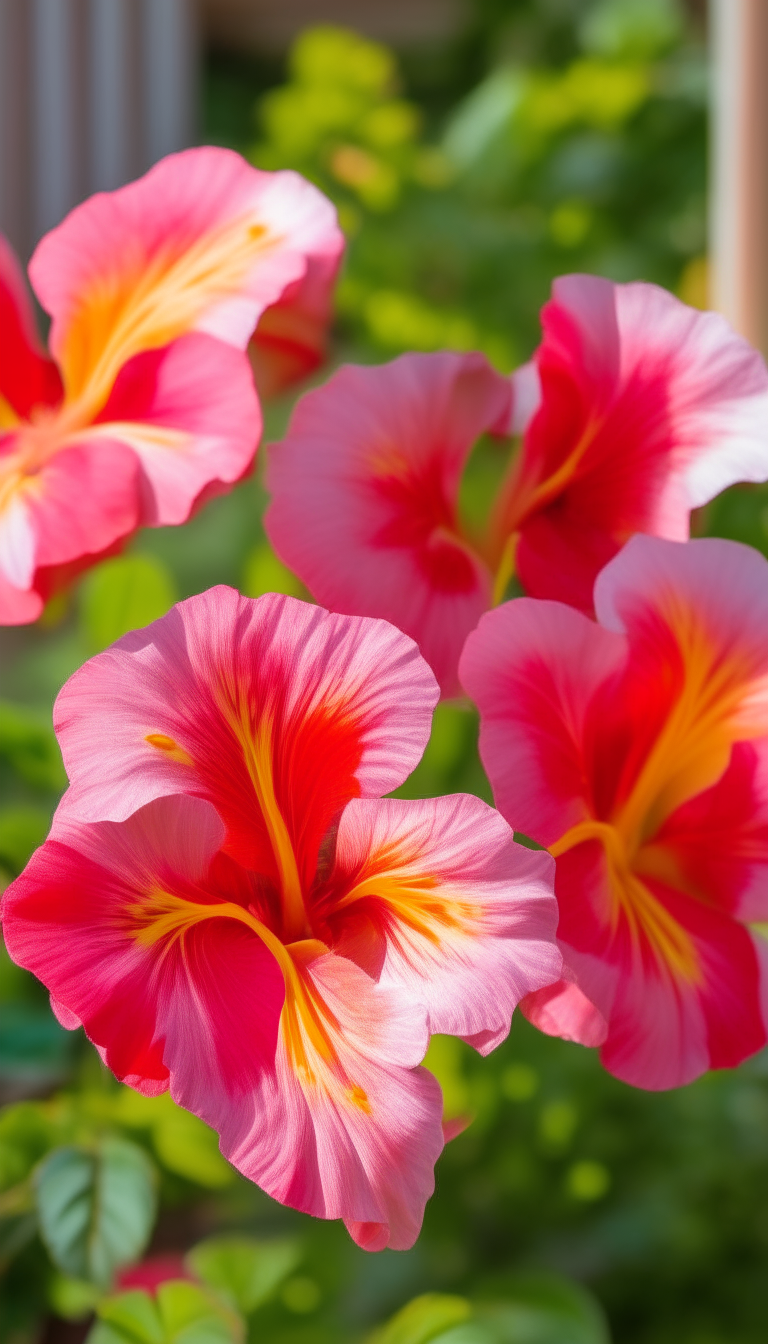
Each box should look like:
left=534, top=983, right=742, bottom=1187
left=1, top=3, right=766, bottom=1343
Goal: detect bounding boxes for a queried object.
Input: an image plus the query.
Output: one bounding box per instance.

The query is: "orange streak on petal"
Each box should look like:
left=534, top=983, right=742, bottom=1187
left=216, top=687, right=307, bottom=942
left=60, top=216, right=276, bottom=417
left=613, top=600, right=768, bottom=850
left=551, top=820, right=701, bottom=986
left=145, top=734, right=194, bottom=767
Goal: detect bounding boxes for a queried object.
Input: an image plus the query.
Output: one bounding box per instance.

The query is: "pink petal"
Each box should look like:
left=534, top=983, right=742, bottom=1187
left=323, top=795, right=560, bottom=1053
left=249, top=240, right=343, bottom=399
left=29, top=147, right=341, bottom=413
left=507, top=275, right=768, bottom=611
left=54, top=589, right=438, bottom=895
left=520, top=978, right=608, bottom=1048
left=461, top=535, right=768, bottom=1086
left=0, top=235, right=62, bottom=419
left=459, top=596, right=627, bottom=845
left=3, top=795, right=285, bottom=1097
left=598, top=881, right=766, bottom=1088
left=654, top=740, right=768, bottom=923
left=0, top=437, right=139, bottom=617
left=266, top=352, right=511, bottom=697
left=205, top=948, right=442, bottom=1251
left=89, top=332, right=261, bottom=526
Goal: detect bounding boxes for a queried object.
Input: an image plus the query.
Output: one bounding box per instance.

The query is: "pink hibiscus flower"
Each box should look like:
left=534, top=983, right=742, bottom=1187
left=2, top=589, right=559, bottom=1249
left=266, top=276, right=768, bottom=695
left=460, top=535, right=768, bottom=1090
left=0, top=147, right=342, bottom=624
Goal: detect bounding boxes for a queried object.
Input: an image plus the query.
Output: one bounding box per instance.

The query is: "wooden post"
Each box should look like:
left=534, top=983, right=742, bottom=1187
left=710, top=0, right=768, bottom=356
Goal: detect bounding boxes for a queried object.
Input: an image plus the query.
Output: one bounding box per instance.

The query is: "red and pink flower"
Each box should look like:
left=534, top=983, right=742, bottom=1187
left=460, top=535, right=768, bottom=1090
left=0, top=148, right=342, bottom=624
left=266, top=277, right=768, bottom=695
left=2, top=589, right=559, bottom=1248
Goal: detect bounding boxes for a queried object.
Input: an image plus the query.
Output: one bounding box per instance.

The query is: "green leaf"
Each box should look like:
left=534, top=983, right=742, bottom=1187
left=48, top=1272, right=102, bottom=1321
left=79, top=554, right=178, bottom=652
left=34, top=1138, right=158, bottom=1287
left=0, top=805, right=50, bottom=874
left=86, top=1283, right=244, bottom=1344
left=474, top=1275, right=611, bottom=1344
left=0, top=1001, right=74, bottom=1075
left=371, top=1294, right=473, bottom=1344
left=151, top=1104, right=234, bottom=1190
left=241, top=542, right=305, bottom=599
left=0, top=700, right=67, bottom=792
left=187, top=1234, right=301, bottom=1314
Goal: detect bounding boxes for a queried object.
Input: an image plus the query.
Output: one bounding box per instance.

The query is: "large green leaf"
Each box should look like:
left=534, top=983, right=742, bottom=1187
left=0, top=700, right=67, bottom=793
left=86, top=1282, right=244, bottom=1344
left=474, top=1276, right=611, bottom=1344
left=79, top=554, right=178, bottom=652
left=371, top=1294, right=474, bottom=1344
left=187, top=1234, right=301, bottom=1314
left=0, top=805, right=51, bottom=874
left=34, top=1138, right=158, bottom=1287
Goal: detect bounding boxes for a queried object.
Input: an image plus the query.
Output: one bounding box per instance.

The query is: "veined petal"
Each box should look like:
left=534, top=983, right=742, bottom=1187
left=0, top=235, right=62, bottom=421
left=649, top=740, right=768, bottom=923
left=501, top=275, right=768, bottom=611
left=322, top=795, right=560, bottom=1053
left=212, top=948, right=441, bottom=1251
left=88, top=332, right=261, bottom=526
left=595, top=536, right=768, bottom=837
left=462, top=536, right=768, bottom=1087
left=266, top=352, right=510, bottom=697
left=29, top=148, right=341, bottom=419
left=552, top=839, right=766, bottom=1087
left=3, top=795, right=442, bottom=1249
left=54, top=590, right=438, bottom=924
left=1, top=795, right=286, bottom=1095
left=459, top=596, right=627, bottom=845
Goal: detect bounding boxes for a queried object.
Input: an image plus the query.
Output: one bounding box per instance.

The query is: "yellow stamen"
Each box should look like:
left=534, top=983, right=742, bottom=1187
left=145, top=734, right=194, bottom=766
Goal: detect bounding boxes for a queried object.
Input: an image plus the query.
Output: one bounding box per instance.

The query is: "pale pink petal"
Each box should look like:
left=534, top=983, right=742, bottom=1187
left=323, top=795, right=560, bottom=1053
left=520, top=978, right=608, bottom=1048
left=507, top=360, right=542, bottom=436
left=29, top=147, right=341, bottom=415
left=0, top=565, right=44, bottom=624
left=459, top=596, right=627, bottom=845
left=266, top=352, right=510, bottom=697
left=53, top=590, right=438, bottom=889
left=86, top=332, right=261, bottom=526
left=0, top=437, right=139, bottom=618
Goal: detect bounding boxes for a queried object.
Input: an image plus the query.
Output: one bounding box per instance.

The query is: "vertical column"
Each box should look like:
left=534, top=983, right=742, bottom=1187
left=710, top=0, right=768, bottom=356
left=31, top=0, right=85, bottom=241
left=141, top=0, right=198, bottom=168
left=89, top=0, right=142, bottom=192
left=0, top=0, right=32, bottom=258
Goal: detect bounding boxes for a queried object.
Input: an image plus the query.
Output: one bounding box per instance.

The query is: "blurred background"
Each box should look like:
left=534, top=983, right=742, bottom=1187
left=1, top=3, right=767, bottom=1343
